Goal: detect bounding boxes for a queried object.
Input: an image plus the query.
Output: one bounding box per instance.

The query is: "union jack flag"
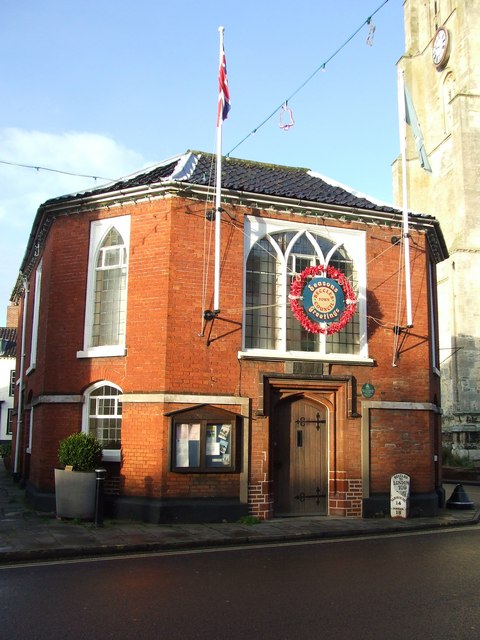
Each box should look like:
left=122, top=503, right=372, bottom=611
left=217, top=46, right=231, bottom=126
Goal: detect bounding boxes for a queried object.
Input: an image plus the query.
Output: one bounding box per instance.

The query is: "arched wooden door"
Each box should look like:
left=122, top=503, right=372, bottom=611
left=273, top=398, right=328, bottom=515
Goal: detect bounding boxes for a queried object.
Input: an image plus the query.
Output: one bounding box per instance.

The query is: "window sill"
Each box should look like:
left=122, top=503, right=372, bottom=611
left=77, top=346, right=127, bottom=359
left=102, top=449, right=121, bottom=463
left=238, top=350, right=374, bottom=365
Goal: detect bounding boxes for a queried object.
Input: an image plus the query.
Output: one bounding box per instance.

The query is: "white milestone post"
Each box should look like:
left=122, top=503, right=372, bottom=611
left=397, top=69, right=413, bottom=328
left=214, top=26, right=225, bottom=313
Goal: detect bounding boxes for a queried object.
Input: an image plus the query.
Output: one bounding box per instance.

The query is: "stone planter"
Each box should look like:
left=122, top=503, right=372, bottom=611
left=54, top=468, right=97, bottom=519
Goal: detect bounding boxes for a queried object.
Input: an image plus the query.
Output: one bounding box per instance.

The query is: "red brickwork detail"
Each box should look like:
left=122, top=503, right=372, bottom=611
left=329, top=475, right=363, bottom=517
left=248, top=480, right=273, bottom=519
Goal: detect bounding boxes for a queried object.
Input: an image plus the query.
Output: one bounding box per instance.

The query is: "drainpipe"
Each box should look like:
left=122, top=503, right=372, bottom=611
left=13, top=275, right=28, bottom=479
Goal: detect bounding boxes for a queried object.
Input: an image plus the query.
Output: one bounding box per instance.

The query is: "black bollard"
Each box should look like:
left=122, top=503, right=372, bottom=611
left=446, top=483, right=475, bottom=510
left=94, top=468, right=107, bottom=526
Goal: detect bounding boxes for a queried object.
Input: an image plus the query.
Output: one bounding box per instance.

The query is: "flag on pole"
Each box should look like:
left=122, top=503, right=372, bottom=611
left=217, top=44, right=231, bottom=126
left=404, top=84, right=432, bottom=172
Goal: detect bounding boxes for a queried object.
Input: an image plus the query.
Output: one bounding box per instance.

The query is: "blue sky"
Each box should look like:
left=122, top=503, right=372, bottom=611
left=0, top=0, right=404, bottom=324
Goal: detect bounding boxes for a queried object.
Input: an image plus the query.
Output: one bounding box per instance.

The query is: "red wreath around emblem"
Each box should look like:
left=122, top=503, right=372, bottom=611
left=289, top=265, right=357, bottom=335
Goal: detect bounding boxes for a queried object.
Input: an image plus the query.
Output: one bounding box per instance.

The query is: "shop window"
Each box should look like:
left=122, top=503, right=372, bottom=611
left=170, top=406, right=239, bottom=473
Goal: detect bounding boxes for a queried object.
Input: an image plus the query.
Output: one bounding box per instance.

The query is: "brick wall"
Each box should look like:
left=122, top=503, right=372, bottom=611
left=369, top=408, right=435, bottom=494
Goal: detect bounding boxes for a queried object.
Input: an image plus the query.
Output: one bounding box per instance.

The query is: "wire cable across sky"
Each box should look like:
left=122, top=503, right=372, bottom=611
left=0, top=0, right=391, bottom=182
left=226, top=0, right=391, bottom=158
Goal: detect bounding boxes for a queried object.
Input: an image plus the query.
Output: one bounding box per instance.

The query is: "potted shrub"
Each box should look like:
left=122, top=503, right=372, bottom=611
left=55, top=432, right=103, bottom=519
left=0, top=442, right=12, bottom=472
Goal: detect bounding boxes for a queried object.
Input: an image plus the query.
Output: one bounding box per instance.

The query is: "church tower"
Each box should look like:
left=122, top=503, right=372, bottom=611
left=392, top=1, right=480, bottom=452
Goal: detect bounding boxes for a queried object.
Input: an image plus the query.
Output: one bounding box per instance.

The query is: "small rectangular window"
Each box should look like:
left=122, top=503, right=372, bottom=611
left=7, top=409, right=14, bottom=435
left=172, top=418, right=236, bottom=473
left=9, top=370, right=15, bottom=396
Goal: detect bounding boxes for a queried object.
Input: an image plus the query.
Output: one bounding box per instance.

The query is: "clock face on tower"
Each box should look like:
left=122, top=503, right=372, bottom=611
left=432, top=26, right=450, bottom=68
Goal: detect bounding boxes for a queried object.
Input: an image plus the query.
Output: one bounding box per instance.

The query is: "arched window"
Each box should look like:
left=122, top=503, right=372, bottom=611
left=83, top=382, right=122, bottom=461
left=92, top=227, right=128, bottom=347
left=243, top=218, right=366, bottom=358
left=78, top=215, right=130, bottom=359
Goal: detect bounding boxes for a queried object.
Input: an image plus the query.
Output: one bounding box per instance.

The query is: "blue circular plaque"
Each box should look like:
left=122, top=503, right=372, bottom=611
left=302, top=276, right=345, bottom=324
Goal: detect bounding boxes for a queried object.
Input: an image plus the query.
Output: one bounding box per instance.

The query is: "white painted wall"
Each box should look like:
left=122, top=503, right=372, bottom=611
left=0, top=356, right=15, bottom=441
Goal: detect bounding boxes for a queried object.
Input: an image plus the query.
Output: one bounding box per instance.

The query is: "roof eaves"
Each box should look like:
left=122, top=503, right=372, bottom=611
left=175, top=180, right=399, bottom=225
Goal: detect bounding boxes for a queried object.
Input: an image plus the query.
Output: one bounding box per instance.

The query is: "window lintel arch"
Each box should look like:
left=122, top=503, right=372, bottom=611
left=82, top=379, right=123, bottom=399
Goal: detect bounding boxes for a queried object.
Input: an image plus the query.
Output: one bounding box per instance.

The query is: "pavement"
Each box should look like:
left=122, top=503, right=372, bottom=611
left=1, top=461, right=480, bottom=565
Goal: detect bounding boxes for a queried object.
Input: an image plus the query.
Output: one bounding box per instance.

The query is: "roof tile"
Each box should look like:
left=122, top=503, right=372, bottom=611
left=44, top=151, right=399, bottom=215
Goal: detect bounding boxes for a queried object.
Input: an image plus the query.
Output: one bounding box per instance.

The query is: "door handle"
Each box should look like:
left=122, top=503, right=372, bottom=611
left=297, top=430, right=303, bottom=447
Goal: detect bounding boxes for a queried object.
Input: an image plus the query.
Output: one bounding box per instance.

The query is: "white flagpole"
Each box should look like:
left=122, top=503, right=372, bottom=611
left=213, top=26, right=225, bottom=313
left=397, top=69, right=413, bottom=328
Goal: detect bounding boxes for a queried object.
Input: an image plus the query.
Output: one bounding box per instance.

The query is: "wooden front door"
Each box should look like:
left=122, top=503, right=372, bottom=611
left=273, top=399, right=328, bottom=515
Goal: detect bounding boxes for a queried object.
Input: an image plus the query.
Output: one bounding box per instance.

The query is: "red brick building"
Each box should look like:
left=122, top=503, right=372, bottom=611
left=11, top=152, right=448, bottom=521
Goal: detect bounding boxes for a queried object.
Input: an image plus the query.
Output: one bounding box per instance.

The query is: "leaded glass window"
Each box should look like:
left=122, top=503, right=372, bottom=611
left=91, top=228, right=127, bottom=347
left=245, top=226, right=360, bottom=356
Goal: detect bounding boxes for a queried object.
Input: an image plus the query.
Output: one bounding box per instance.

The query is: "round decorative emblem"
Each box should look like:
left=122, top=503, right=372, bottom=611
left=289, top=265, right=356, bottom=335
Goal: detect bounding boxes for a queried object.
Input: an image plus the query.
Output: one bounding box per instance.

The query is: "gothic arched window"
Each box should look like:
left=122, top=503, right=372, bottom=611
left=78, top=215, right=130, bottom=359
left=243, top=218, right=367, bottom=359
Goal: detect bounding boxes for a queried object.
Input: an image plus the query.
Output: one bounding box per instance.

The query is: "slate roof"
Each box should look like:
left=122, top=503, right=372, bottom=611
left=13, top=151, right=446, bottom=302
left=44, top=151, right=400, bottom=216
left=0, top=327, right=16, bottom=358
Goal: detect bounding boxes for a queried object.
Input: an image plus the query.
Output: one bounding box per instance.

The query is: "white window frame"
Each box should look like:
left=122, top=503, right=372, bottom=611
left=27, top=259, right=42, bottom=374
left=82, top=380, right=122, bottom=462
left=6, top=408, right=14, bottom=436
left=240, top=215, right=369, bottom=362
left=77, top=215, right=130, bottom=359
left=9, top=370, right=15, bottom=396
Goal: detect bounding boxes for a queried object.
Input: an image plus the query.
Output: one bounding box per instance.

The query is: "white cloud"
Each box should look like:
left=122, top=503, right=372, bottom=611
left=0, top=128, right=146, bottom=324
